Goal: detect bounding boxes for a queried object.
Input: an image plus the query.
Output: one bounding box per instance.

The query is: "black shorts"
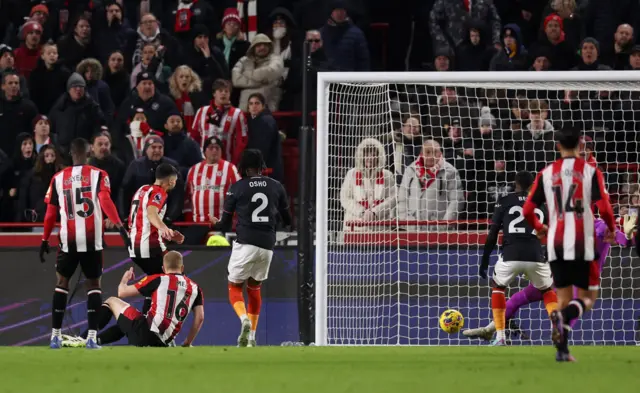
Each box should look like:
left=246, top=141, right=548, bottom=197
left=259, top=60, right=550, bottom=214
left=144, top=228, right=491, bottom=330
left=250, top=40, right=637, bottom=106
left=131, top=256, right=164, bottom=276
left=117, top=306, right=166, bottom=347
left=550, top=260, right=595, bottom=291
left=56, top=249, right=103, bottom=279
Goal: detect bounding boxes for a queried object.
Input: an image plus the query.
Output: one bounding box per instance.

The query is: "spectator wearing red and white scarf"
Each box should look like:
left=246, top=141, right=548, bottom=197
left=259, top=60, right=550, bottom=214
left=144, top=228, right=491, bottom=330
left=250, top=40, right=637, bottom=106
left=168, top=65, right=207, bottom=135
left=398, top=139, right=464, bottom=230
left=191, top=79, right=247, bottom=165
left=339, top=138, right=396, bottom=232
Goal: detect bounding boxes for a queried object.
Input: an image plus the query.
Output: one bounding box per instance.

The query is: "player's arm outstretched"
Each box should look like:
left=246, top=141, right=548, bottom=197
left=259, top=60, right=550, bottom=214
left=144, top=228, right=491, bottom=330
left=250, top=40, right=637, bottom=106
left=210, top=184, right=238, bottom=231
left=181, top=290, right=204, bottom=347
left=479, top=199, right=505, bottom=279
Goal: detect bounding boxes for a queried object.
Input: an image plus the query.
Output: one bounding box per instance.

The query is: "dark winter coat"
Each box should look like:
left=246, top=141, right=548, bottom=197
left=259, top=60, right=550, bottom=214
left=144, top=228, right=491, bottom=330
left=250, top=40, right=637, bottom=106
left=489, top=24, right=529, bottom=71
left=429, top=0, right=501, bottom=54
left=455, top=21, right=496, bottom=71
left=247, top=109, right=284, bottom=182
left=162, top=131, right=203, bottom=179
left=115, top=91, right=179, bottom=147
left=57, top=35, right=99, bottom=71
left=0, top=94, right=38, bottom=150
left=103, top=68, right=132, bottom=109
left=28, top=60, right=71, bottom=114
left=184, top=44, right=230, bottom=97
left=77, top=58, right=116, bottom=121
left=320, top=19, right=370, bottom=71
left=48, top=93, right=106, bottom=156
left=17, top=166, right=56, bottom=223
left=94, top=19, right=137, bottom=64
left=121, top=156, right=185, bottom=222
left=528, top=35, right=577, bottom=71
left=214, top=36, right=251, bottom=71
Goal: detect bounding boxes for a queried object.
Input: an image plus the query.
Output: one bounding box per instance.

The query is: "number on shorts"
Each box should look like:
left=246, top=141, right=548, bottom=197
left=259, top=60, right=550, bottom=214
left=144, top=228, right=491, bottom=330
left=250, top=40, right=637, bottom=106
left=251, top=192, right=269, bottom=223
left=508, top=205, right=544, bottom=235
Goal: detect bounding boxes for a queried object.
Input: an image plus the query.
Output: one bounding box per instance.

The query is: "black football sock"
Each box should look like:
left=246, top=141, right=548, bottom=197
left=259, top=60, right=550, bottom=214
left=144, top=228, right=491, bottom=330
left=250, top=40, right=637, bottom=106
left=52, top=286, right=69, bottom=330
left=561, top=299, right=585, bottom=325
left=97, top=325, right=125, bottom=345
left=81, top=304, right=114, bottom=338
left=142, top=297, right=152, bottom=316
left=86, top=289, right=102, bottom=333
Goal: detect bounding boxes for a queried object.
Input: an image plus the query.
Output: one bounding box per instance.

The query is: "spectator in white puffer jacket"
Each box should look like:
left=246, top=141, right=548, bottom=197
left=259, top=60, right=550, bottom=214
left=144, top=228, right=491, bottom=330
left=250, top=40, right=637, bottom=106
left=231, top=34, right=284, bottom=111
left=340, top=138, right=396, bottom=232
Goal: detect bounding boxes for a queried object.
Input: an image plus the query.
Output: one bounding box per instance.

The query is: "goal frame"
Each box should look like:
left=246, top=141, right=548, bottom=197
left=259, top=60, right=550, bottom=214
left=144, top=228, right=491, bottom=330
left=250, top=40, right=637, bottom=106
left=314, top=70, right=640, bottom=346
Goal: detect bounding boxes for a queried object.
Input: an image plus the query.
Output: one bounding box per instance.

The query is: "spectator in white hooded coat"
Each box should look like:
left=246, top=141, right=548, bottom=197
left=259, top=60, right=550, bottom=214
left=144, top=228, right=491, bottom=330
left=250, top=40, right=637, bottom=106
left=340, top=138, right=396, bottom=232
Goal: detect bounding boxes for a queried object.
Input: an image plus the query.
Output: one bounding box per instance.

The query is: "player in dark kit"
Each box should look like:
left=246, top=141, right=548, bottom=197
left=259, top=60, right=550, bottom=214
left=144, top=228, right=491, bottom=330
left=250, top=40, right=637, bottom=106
left=523, top=127, right=616, bottom=361
left=475, top=172, right=557, bottom=346
left=40, top=138, right=131, bottom=349
left=211, top=149, right=291, bottom=347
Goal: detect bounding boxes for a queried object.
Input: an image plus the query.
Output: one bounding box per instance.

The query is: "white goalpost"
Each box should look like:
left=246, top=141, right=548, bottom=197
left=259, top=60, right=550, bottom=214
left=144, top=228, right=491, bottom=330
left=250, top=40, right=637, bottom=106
left=315, top=71, right=640, bottom=346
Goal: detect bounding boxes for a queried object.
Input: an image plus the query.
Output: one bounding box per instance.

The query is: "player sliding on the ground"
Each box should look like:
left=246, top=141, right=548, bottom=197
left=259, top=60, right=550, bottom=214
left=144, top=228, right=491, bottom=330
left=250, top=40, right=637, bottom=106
left=464, top=217, right=634, bottom=341
left=40, top=138, right=131, bottom=350
left=211, top=149, right=291, bottom=347
left=476, top=171, right=557, bottom=346
left=523, top=127, right=616, bottom=362
left=62, top=251, right=204, bottom=348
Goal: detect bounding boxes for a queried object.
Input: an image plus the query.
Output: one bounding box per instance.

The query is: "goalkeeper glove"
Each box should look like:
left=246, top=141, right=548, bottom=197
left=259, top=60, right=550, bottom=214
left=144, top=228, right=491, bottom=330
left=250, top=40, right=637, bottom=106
left=623, top=214, right=638, bottom=240
left=39, top=240, right=50, bottom=263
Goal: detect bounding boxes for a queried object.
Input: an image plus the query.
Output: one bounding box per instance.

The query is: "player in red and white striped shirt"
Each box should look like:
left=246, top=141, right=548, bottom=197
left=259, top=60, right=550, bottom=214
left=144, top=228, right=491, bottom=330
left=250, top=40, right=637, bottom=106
left=128, top=163, right=184, bottom=315
left=183, top=136, right=240, bottom=244
left=40, top=138, right=130, bottom=349
left=523, top=127, right=616, bottom=361
left=190, top=79, right=248, bottom=165
left=66, top=251, right=204, bottom=347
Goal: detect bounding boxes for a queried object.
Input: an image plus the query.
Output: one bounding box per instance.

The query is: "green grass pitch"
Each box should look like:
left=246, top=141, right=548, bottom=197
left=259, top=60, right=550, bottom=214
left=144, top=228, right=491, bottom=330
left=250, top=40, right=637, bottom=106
left=1, top=347, right=639, bottom=392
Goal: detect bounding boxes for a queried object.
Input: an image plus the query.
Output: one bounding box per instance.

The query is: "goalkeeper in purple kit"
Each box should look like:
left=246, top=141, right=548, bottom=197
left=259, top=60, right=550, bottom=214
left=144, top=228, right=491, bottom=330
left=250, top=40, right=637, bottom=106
left=464, top=217, right=635, bottom=341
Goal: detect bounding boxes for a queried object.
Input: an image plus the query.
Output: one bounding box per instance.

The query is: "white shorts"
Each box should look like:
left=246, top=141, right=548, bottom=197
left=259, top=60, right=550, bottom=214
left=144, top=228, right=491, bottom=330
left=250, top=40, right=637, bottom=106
left=493, top=260, right=553, bottom=290
left=227, top=242, right=274, bottom=283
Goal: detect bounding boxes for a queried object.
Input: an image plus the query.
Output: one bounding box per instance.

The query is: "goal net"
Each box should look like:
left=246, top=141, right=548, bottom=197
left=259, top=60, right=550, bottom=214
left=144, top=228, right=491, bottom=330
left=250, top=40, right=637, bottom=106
left=314, top=71, right=640, bottom=346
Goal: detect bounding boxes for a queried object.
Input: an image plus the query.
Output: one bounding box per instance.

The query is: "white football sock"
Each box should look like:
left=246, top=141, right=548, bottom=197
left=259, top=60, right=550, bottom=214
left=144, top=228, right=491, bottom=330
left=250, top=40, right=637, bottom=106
left=51, top=329, right=61, bottom=340
left=249, top=330, right=256, bottom=340
left=87, top=330, right=97, bottom=342
left=496, top=330, right=506, bottom=340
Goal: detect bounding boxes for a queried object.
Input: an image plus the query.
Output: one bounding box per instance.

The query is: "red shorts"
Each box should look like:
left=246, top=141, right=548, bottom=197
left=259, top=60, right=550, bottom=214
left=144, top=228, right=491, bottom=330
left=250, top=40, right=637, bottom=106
left=588, top=260, right=600, bottom=291
left=122, top=305, right=143, bottom=321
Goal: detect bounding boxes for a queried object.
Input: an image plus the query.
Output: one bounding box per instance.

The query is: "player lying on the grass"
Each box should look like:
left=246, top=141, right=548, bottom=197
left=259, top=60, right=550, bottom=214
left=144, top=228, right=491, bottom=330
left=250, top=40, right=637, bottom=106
left=62, top=251, right=204, bottom=348
left=476, top=171, right=557, bottom=346
left=40, top=138, right=131, bottom=350
left=464, top=216, right=635, bottom=341
left=523, top=126, right=616, bottom=361
left=210, top=149, right=291, bottom=347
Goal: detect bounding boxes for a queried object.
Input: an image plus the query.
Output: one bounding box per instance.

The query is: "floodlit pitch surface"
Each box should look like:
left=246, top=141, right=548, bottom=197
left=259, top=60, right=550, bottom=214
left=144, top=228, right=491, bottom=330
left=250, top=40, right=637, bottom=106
left=1, top=347, right=638, bottom=392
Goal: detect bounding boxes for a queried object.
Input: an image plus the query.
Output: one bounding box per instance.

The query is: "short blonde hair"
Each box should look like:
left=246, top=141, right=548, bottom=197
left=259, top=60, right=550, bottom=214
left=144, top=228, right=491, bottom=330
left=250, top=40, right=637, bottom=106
left=163, top=251, right=183, bottom=271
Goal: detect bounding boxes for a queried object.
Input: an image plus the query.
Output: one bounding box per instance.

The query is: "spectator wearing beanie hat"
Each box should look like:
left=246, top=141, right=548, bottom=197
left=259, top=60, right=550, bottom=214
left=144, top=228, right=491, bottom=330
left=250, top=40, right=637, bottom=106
left=572, top=37, right=611, bottom=70
left=320, top=0, right=370, bottom=71
left=169, top=0, right=216, bottom=47
left=13, top=21, right=43, bottom=78
left=162, top=108, right=203, bottom=178
left=0, top=45, right=30, bottom=98
left=528, top=13, right=577, bottom=71
left=215, top=8, right=251, bottom=71
left=115, top=71, right=178, bottom=149
left=49, top=72, right=105, bottom=159
left=121, top=134, right=184, bottom=222
left=186, top=24, right=229, bottom=96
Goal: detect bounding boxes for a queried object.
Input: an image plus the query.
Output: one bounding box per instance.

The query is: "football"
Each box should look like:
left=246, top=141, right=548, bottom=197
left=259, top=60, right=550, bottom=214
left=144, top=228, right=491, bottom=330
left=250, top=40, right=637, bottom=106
left=439, top=309, right=464, bottom=334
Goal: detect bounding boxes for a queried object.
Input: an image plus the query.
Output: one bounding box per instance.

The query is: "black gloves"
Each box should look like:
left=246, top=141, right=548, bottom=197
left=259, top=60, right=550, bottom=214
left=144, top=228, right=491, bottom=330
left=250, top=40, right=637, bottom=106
left=118, top=225, right=131, bottom=249
left=479, top=258, right=489, bottom=279
left=39, top=240, right=50, bottom=263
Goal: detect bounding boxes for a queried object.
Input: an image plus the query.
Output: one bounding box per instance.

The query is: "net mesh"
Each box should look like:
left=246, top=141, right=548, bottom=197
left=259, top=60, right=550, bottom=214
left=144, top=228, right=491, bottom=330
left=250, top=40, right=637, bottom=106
left=321, top=80, right=640, bottom=345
